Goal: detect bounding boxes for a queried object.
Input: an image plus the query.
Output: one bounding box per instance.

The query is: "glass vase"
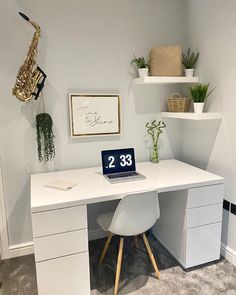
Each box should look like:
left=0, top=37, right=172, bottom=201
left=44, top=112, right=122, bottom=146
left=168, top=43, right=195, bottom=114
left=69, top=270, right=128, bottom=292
left=151, top=144, right=159, bottom=163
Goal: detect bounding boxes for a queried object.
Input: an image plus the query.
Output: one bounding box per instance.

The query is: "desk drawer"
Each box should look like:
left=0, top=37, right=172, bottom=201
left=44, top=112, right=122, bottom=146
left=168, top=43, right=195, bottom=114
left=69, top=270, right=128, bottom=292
left=187, top=184, right=223, bottom=208
left=36, top=252, right=90, bottom=295
left=34, top=229, right=88, bottom=262
left=186, top=203, right=223, bottom=229
left=186, top=222, right=222, bottom=268
left=32, top=205, right=87, bottom=238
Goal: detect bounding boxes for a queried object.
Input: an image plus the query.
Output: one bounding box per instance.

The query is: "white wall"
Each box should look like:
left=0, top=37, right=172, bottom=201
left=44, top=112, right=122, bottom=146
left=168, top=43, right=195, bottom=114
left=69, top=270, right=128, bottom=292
left=0, top=0, right=187, bottom=248
left=186, top=0, right=236, bottom=258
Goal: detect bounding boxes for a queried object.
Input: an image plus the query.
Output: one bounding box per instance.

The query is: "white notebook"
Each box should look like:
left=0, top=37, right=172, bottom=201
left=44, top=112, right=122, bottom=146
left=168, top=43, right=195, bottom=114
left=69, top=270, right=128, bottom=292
left=44, top=179, right=77, bottom=191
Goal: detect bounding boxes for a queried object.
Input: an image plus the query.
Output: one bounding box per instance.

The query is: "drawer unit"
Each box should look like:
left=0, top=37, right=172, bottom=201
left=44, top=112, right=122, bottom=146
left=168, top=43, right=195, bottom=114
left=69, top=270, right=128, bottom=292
left=187, top=184, right=223, bottom=208
left=36, top=252, right=90, bottom=295
left=34, top=229, right=88, bottom=262
left=185, top=222, right=222, bottom=268
left=152, top=186, right=224, bottom=269
left=186, top=203, right=223, bottom=229
left=32, top=205, right=87, bottom=237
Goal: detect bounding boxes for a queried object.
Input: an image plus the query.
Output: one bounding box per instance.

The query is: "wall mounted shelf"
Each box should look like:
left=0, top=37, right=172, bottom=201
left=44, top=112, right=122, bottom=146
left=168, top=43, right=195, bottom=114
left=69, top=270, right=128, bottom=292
left=132, top=76, right=199, bottom=85
left=161, top=112, right=223, bottom=120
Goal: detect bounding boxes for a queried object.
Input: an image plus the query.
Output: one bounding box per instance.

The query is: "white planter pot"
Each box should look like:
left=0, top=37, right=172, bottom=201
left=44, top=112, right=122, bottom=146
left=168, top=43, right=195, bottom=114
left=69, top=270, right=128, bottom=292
left=193, top=103, right=204, bottom=113
left=185, top=69, right=195, bottom=77
left=138, top=68, right=149, bottom=78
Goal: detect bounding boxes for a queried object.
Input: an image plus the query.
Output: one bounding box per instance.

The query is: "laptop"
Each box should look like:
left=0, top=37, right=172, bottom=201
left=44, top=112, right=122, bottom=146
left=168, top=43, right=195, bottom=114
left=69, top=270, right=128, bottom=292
left=101, top=148, right=146, bottom=184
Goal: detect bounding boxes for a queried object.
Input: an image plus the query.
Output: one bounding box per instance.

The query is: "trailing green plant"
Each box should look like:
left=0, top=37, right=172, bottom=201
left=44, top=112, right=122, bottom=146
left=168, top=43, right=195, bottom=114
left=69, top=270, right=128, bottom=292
left=131, top=55, right=151, bottom=69
left=187, top=83, right=214, bottom=103
left=182, top=48, right=199, bottom=69
left=36, top=113, right=55, bottom=163
left=146, top=120, right=166, bottom=163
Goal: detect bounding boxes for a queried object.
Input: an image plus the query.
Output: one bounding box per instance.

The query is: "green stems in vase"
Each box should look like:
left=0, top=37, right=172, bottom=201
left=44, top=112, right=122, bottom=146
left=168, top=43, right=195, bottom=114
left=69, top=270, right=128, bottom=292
left=152, top=144, right=159, bottom=163
left=146, top=120, right=166, bottom=163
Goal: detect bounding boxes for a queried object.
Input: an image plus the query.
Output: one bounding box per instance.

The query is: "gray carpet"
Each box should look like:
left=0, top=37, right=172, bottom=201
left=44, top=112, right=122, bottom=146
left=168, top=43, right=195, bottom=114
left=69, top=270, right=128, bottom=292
left=0, top=234, right=236, bottom=295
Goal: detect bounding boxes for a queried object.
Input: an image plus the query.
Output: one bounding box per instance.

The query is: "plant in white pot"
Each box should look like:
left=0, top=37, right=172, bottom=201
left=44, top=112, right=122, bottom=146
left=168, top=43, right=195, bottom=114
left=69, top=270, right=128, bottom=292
left=131, top=55, right=151, bottom=78
left=188, top=83, right=214, bottom=113
left=182, top=48, right=199, bottom=77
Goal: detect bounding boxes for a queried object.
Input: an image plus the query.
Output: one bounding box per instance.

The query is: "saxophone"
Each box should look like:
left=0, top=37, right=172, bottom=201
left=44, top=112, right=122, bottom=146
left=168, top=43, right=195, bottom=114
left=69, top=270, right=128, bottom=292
left=12, top=12, right=46, bottom=102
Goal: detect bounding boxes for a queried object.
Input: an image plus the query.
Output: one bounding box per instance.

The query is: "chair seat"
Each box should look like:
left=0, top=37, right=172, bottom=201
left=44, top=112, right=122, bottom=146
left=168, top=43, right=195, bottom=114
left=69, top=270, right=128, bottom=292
left=97, top=212, right=114, bottom=231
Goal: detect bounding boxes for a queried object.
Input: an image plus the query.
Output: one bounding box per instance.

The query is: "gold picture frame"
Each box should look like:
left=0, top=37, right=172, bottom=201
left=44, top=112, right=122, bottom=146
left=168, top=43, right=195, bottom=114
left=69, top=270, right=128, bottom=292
left=69, top=93, right=121, bottom=137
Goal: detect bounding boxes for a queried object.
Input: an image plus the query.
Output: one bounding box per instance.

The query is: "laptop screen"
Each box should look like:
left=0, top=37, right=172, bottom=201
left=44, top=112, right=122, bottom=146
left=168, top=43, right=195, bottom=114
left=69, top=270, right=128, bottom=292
left=102, top=148, right=136, bottom=175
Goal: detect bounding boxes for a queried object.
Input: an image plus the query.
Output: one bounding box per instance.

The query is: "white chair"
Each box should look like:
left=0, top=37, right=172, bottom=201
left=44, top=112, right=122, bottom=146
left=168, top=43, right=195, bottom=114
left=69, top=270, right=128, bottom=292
left=97, top=190, right=160, bottom=295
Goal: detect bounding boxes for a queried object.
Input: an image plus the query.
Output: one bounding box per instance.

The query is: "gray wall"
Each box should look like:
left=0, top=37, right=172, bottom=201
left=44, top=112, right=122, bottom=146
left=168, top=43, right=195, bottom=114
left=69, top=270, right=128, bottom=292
left=0, top=0, right=187, bottom=246
left=185, top=0, right=236, bottom=256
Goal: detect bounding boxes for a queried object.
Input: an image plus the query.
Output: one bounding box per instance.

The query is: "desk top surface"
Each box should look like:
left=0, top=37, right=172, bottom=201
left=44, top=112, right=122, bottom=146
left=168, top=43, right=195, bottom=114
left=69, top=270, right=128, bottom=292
left=31, top=159, right=223, bottom=213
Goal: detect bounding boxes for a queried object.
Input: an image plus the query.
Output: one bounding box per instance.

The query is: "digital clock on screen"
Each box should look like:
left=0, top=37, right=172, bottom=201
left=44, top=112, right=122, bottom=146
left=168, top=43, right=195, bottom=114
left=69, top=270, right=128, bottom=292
left=101, top=148, right=136, bottom=174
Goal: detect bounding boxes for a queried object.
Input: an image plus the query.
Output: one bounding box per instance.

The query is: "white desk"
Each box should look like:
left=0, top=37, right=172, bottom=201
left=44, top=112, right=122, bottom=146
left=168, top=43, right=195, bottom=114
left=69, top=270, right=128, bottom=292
left=31, top=159, right=224, bottom=295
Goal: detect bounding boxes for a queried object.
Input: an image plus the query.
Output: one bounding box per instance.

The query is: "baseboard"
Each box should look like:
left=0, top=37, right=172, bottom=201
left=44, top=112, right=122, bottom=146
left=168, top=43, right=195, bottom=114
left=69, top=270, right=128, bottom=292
left=7, top=241, right=34, bottom=259
left=221, top=243, right=236, bottom=267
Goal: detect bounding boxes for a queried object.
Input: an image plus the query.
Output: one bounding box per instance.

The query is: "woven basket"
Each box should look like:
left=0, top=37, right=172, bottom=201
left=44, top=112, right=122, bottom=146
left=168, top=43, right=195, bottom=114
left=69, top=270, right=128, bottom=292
left=168, top=93, right=190, bottom=112
left=149, top=46, right=182, bottom=76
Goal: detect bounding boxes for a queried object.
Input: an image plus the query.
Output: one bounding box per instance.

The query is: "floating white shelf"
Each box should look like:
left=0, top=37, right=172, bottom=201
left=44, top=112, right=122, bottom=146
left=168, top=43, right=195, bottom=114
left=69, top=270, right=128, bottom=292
left=161, top=112, right=223, bottom=120
left=132, top=76, right=199, bottom=85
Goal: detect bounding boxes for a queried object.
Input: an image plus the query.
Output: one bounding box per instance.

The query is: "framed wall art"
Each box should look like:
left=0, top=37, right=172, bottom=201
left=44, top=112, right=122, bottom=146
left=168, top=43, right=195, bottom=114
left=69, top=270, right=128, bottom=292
left=69, top=93, right=121, bottom=137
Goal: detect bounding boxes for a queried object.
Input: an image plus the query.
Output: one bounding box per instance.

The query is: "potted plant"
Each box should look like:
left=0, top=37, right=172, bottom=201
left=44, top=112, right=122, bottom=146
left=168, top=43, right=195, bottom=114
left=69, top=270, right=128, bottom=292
left=182, top=48, right=199, bottom=77
left=131, top=55, right=151, bottom=78
left=187, top=83, right=214, bottom=113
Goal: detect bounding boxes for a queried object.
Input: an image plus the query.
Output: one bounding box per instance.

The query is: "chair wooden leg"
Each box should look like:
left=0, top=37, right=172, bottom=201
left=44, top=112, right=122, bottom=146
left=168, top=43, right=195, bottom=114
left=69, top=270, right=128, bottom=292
left=134, top=235, right=139, bottom=248
left=114, top=238, right=124, bottom=295
left=99, top=232, right=113, bottom=264
left=142, top=233, right=160, bottom=279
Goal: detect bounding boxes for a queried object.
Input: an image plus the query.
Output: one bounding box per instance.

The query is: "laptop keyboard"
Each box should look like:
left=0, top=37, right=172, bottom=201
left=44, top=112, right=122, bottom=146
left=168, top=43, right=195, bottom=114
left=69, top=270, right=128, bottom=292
left=107, top=172, right=138, bottom=179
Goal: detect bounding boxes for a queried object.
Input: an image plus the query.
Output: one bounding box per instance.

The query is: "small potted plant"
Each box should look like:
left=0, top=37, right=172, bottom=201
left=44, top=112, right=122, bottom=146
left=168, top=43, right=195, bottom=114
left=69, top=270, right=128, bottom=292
left=182, top=48, right=199, bottom=77
left=131, top=55, right=151, bottom=78
left=187, top=83, right=214, bottom=113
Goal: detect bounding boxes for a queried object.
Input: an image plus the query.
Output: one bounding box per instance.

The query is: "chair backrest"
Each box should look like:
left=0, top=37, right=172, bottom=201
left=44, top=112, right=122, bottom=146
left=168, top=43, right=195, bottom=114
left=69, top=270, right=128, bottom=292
left=108, top=190, right=159, bottom=236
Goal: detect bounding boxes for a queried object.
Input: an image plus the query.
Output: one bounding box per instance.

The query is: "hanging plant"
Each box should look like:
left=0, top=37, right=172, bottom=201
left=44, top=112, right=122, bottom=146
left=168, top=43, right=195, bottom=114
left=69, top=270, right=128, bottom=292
left=36, top=113, right=55, bottom=163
